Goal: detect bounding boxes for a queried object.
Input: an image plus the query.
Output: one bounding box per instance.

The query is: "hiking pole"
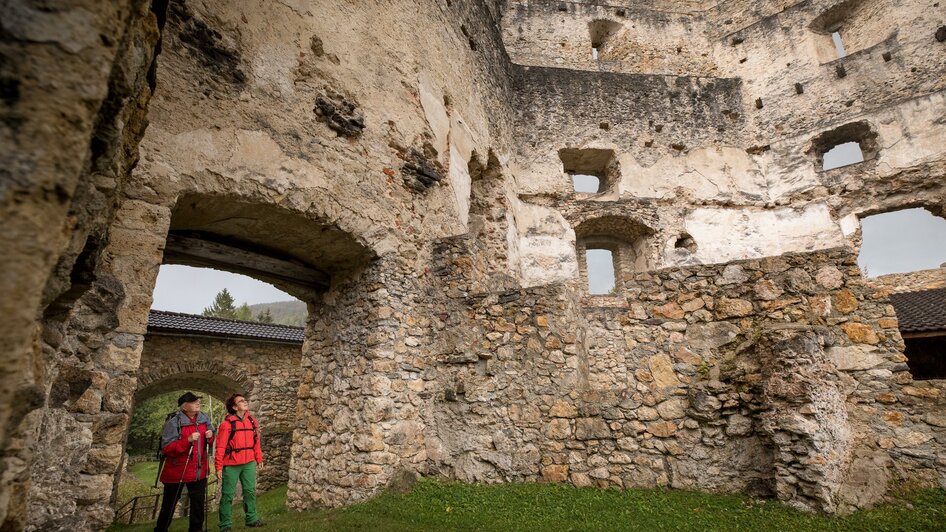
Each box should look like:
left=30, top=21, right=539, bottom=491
left=171, top=441, right=196, bottom=520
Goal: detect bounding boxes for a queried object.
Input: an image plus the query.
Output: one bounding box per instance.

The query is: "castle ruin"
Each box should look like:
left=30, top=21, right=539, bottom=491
left=1, top=0, right=945, bottom=529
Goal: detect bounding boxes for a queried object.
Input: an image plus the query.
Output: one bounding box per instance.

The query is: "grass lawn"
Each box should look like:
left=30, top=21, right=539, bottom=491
left=109, top=478, right=946, bottom=531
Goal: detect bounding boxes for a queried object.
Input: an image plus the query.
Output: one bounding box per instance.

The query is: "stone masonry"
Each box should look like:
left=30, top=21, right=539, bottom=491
left=1, top=1, right=945, bottom=530
left=137, top=334, right=302, bottom=491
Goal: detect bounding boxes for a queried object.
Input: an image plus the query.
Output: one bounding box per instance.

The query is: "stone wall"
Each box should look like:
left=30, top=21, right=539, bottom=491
left=418, top=241, right=945, bottom=514
left=137, top=334, right=302, bottom=490
left=2, top=0, right=946, bottom=529
left=869, top=266, right=946, bottom=293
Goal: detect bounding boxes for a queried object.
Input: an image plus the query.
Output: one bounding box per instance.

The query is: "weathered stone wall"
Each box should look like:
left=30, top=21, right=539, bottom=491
left=137, top=334, right=302, bottom=490
left=3, top=0, right=946, bottom=529
left=869, top=266, right=946, bottom=293
left=421, top=241, right=946, bottom=514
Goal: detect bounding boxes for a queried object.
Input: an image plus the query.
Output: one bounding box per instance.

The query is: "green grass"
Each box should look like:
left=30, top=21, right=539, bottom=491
left=109, top=479, right=946, bottom=531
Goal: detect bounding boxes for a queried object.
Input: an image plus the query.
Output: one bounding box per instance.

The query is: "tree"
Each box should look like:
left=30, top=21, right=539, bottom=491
left=256, top=308, right=274, bottom=323
left=203, top=288, right=237, bottom=319
left=235, top=303, right=253, bottom=321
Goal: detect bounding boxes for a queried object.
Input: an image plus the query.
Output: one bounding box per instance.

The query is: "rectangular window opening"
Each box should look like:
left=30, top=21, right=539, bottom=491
left=822, top=141, right=864, bottom=171
left=592, top=46, right=599, bottom=60
left=831, top=31, right=847, bottom=58
left=572, top=174, right=602, bottom=193
left=585, top=248, right=616, bottom=295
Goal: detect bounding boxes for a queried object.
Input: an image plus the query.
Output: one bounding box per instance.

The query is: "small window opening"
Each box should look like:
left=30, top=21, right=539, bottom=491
left=586, top=248, right=616, bottom=295
left=572, top=174, right=601, bottom=193
left=589, top=19, right=621, bottom=61
left=831, top=30, right=847, bottom=58
left=807, top=121, right=878, bottom=172
left=560, top=148, right=619, bottom=194
left=822, top=141, right=864, bottom=170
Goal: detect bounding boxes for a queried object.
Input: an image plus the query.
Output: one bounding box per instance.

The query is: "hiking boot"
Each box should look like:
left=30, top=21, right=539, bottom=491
left=246, top=520, right=265, bottom=528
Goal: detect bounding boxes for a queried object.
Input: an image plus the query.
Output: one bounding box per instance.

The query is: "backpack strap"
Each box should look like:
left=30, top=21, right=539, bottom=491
left=224, top=414, right=259, bottom=456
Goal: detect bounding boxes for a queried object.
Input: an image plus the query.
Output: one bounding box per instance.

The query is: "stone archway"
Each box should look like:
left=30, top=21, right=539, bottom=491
left=135, top=327, right=304, bottom=490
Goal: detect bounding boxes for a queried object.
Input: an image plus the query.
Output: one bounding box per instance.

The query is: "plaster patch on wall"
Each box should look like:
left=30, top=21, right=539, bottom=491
left=620, top=147, right=767, bottom=200
left=515, top=200, right=577, bottom=286
left=684, top=204, right=844, bottom=264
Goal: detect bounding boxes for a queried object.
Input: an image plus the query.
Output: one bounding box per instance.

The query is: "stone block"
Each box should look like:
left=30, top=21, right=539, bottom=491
left=827, top=345, right=884, bottom=371
left=575, top=418, right=611, bottom=440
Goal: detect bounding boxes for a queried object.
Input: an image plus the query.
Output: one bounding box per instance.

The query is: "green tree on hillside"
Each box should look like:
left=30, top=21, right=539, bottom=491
left=256, top=308, right=274, bottom=323
left=203, top=288, right=237, bottom=319
left=235, top=302, right=253, bottom=321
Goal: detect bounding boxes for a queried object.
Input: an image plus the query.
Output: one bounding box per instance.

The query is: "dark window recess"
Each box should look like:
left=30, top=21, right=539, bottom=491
left=675, top=234, right=697, bottom=253
left=903, top=336, right=946, bottom=380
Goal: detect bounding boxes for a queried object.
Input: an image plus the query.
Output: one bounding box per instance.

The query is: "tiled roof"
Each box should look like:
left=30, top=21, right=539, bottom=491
left=888, top=288, right=946, bottom=333
left=148, top=310, right=304, bottom=344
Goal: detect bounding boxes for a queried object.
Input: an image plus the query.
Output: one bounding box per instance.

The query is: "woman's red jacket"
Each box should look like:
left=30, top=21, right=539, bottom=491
left=214, top=412, right=263, bottom=472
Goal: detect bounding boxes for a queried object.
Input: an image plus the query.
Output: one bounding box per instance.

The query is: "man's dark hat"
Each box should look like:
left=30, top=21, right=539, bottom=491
left=178, top=392, right=202, bottom=406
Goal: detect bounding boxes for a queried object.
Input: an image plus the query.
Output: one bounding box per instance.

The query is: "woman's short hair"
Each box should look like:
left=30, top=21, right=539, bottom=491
left=225, top=393, right=245, bottom=415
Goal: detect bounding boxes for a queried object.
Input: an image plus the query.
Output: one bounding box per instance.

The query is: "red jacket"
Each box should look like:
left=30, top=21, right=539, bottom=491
left=215, top=412, right=263, bottom=472
left=159, top=411, right=214, bottom=484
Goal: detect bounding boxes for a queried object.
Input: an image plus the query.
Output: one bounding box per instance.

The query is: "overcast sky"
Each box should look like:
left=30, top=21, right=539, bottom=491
left=151, top=265, right=293, bottom=313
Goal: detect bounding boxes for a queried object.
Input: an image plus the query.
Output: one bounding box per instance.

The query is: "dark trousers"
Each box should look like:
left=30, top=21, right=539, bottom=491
left=155, top=478, right=206, bottom=532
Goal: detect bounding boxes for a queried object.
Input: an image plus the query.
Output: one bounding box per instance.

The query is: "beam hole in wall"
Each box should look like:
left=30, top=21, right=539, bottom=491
left=807, top=120, right=878, bottom=171
left=560, top=148, right=619, bottom=194
left=674, top=233, right=697, bottom=253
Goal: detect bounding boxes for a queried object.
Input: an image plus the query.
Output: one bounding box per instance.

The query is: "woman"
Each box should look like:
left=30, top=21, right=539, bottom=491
left=215, top=393, right=264, bottom=530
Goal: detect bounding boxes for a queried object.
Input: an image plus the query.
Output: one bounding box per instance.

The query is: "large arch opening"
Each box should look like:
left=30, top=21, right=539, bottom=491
left=856, top=207, right=946, bottom=382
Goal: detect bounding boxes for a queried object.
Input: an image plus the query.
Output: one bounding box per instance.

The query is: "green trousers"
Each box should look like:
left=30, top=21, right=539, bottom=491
left=218, top=461, right=258, bottom=529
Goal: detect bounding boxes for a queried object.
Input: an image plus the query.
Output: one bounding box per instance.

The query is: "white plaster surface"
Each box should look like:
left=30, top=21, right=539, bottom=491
left=684, top=204, right=845, bottom=264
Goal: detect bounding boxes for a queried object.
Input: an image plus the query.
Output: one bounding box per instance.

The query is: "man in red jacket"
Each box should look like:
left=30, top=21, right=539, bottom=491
left=155, top=392, right=214, bottom=532
left=215, top=393, right=264, bottom=530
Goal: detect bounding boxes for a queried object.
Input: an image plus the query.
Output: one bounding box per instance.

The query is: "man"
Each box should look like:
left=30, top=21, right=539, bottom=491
left=155, top=392, right=214, bottom=532
left=215, top=393, right=265, bottom=531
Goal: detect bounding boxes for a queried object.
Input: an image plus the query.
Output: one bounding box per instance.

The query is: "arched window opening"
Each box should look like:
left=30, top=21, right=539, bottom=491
left=585, top=248, right=617, bottom=294
left=560, top=148, right=619, bottom=195
left=807, top=121, right=878, bottom=171
left=575, top=216, right=655, bottom=296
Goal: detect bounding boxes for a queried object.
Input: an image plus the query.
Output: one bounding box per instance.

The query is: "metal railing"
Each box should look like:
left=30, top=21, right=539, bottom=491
left=114, top=479, right=218, bottom=526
